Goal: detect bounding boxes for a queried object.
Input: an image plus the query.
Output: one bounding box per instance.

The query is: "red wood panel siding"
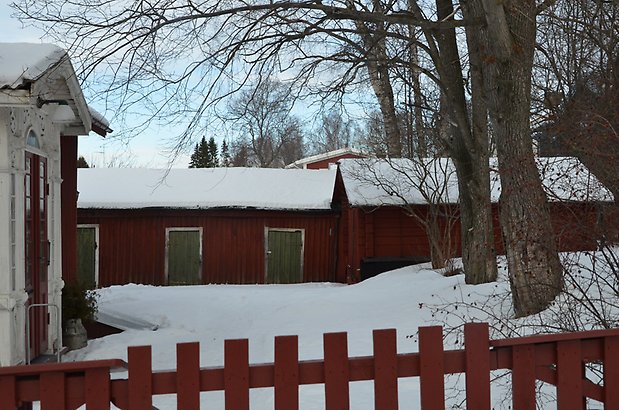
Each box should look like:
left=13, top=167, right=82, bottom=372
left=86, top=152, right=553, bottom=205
left=341, top=201, right=602, bottom=275
left=60, top=135, right=78, bottom=283
left=78, top=209, right=340, bottom=286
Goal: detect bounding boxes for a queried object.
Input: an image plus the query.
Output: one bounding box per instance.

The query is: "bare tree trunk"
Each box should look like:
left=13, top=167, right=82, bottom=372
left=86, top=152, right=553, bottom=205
left=481, top=0, right=563, bottom=316
left=433, top=0, right=498, bottom=284
left=406, top=20, right=427, bottom=158
left=460, top=0, right=498, bottom=284
left=353, top=0, right=402, bottom=157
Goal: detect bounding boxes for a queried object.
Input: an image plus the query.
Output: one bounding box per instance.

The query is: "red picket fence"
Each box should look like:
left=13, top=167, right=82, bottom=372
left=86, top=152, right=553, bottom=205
left=2, top=322, right=619, bottom=409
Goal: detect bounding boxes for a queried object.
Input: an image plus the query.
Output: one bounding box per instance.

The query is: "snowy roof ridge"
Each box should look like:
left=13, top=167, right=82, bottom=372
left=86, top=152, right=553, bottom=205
left=286, top=147, right=368, bottom=169
left=78, top=167, right=337, bottom=210
left=339, top=156, right=614, bottom=207
left=0, top=43, right=69, bottom=89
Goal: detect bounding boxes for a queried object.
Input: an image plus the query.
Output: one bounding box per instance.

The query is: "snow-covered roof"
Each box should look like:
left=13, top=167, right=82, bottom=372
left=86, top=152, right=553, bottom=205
left=78, top=167, right=337, bottom=210
left=0, top=43, right=68, bottom=89
left=286, top=147, right=368, bottom=169
left=340, top=157, right=613, bottom=207
left=88, top=105, right=112, bottom=136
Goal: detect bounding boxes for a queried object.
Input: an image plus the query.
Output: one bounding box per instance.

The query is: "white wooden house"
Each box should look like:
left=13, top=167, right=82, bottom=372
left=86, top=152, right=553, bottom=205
left=0, top=43, right=107, bottom=365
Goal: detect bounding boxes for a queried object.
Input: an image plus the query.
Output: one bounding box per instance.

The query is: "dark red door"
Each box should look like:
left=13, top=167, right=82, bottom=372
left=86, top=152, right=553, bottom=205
left=25, top=152, right=49, bottom=358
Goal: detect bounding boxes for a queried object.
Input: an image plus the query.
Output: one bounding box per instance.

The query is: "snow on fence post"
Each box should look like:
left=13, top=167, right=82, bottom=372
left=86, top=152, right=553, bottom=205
left=372, top=328, right=398, bottom=410
left=419, top=325, right=445, bottom=410
left=275, top=335, right=299, bottom=410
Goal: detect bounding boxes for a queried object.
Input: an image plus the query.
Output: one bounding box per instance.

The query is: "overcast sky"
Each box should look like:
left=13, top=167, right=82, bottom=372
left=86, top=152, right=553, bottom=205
left=0, top=0, right=190, bottom=167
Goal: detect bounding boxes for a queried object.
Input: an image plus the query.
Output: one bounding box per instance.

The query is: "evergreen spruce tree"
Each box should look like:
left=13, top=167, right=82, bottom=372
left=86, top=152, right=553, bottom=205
left=189, top=136, right=220, bottom=168
left=207, top=137, right=219, bottom=167
left=77, top=155, right=90, bottom=168
left=189, top=136, right=208, bottom=168
left=221, top=140, right=231, bottom=167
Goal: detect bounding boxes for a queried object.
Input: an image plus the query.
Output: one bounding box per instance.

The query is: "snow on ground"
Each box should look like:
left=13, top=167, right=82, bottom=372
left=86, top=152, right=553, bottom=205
left=61, top=254, right=614, bottom=409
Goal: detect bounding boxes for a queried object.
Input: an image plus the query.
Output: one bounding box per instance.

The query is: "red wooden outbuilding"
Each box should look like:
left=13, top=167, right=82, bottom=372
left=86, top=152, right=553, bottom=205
left=76, top=167, right=347, bottom=287
left=336, top=157, right=613, bottom=282
left=76, top=156, right=613, bottom=288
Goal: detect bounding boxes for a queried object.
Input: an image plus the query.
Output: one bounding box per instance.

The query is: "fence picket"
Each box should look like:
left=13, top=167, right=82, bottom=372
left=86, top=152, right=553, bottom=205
left=224, top=339, right=249, bottom=410
left=464, top=322, right=490, bottom=410
left=0, top=375, right=17, bottom=408
left=419, top=326, right=445, bottom=410
left=604, top=336, right=619, bottom=407
left=557, top=340, right=583, bottom=409
left=177, top=342, right=200, bottom=410
left=4, top=324, right=619, bottom=409
left=373, top=329, right=398, bottom=410
left=324, top=332, right=349, bottom=410
left=128, top=345, right=153, bottom=409
left=275, top=335, right=299, bottom=410
left=85, top=367, right=110, bottom=410
left=40, top=372, right=64, bottom=410
left=512, top=344, right=536, bottom=410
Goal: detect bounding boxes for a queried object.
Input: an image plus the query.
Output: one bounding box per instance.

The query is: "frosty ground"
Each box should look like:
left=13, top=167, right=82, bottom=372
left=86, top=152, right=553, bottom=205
left=63, top=253, right=611, bottom=409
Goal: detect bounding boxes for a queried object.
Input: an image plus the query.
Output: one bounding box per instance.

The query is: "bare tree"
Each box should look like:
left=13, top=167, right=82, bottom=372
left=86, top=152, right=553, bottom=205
left=227, top=79, right=305, bottom=168
left=14, top=0, right=576, bottom=315
left=310, top=109, right=358, bottom=154
left=535, top=1, right=619, bottom=205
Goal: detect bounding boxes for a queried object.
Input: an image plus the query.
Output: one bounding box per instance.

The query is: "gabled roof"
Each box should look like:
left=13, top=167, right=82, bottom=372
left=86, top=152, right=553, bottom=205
left=339, top=157, right=613, bottom=207
left=78, top=167, right=338, bottom=211
left=0, top=43, right=68, bottom=88
left=286, top=147, right=368, bottom=169
left=0, top=42, right=110, bottom=137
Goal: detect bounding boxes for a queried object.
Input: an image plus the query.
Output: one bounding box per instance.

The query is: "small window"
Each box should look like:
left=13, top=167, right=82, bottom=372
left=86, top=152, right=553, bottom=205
left=27, top=129, right=40, bottom=148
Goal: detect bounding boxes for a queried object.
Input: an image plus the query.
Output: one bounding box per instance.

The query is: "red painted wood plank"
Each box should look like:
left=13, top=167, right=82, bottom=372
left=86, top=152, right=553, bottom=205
left=0, top=359, right=126, bottom=376
left=419, top=326, right=445, bottom=410
left=324, top=332, right=350, bottom=410
left=373, top=329, right=398, bottom=410
left=557, top=340, right=583, bottom=409
left=39, top=372, right=65, bottom=410
left=0, top=375, right=17, bottom=408
left=224, top=339, right=249, bottom=410
left=464, top=322, right=490, bottom=410
left=128, top=345, right=153, bottom=409
left=177, top=342, right=201, bottom=410
left=512, top=344, right=536, bottom=410
left=604, top=336, right=619, bottom=407
left=275, top=335, right=299, bottom=410
left=85, top=367, right=110, bottom=410
left=491, top=327, right=619, bottom=347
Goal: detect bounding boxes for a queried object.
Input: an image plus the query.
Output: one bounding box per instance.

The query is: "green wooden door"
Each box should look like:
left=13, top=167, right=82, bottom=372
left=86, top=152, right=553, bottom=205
left=77, top=226, right=97, bottom=288
left=266, top=230, right=303, bottom=284
left=167, top=229, right=202, bottom=285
